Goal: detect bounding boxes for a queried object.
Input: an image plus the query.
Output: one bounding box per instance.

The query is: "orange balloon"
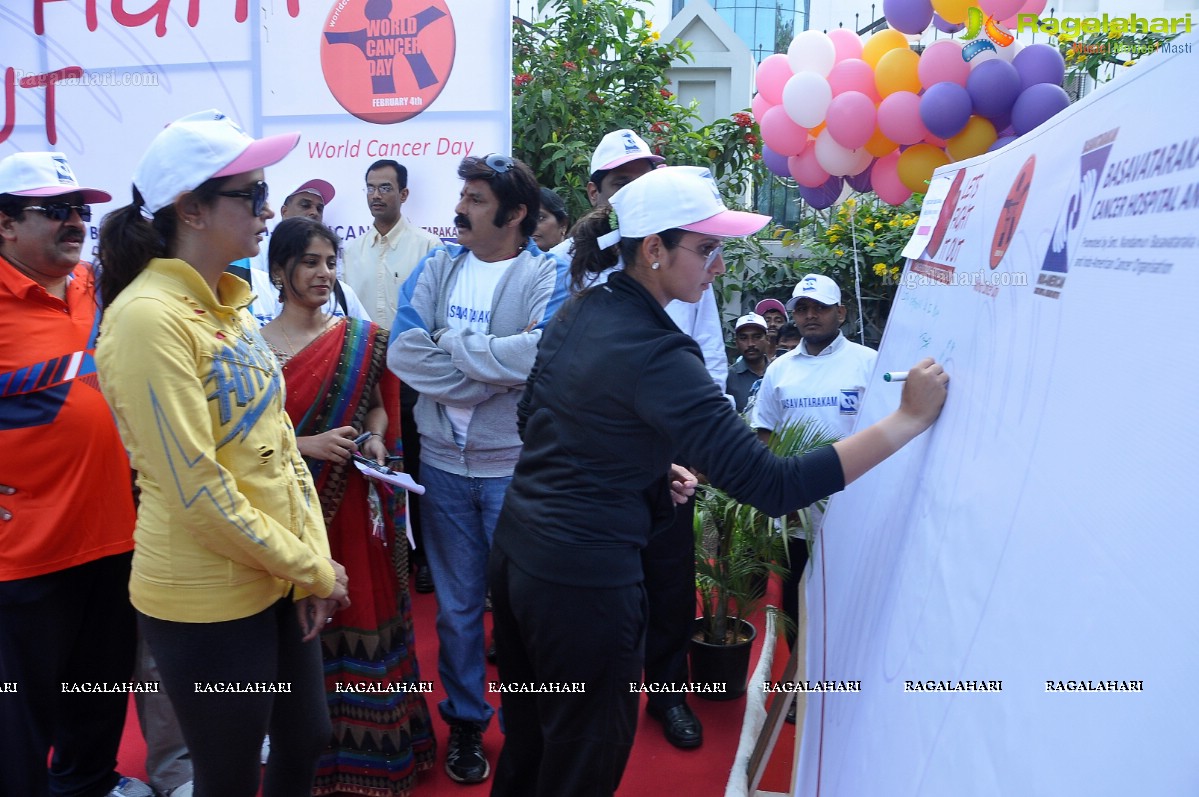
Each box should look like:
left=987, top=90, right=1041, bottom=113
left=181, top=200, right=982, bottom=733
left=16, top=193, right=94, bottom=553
left=861, top=29, right=909, bottom=69
left=865, top=127, right=898, bottom=158
left=897, top=144, right=951, bottom=192
left=946, top=116, right=998, bottom=161
left=931, top=0, right=972, bottom=25
left=809, top=121, right=827, bottom=137
left=874, top=48, right=921, bottom=97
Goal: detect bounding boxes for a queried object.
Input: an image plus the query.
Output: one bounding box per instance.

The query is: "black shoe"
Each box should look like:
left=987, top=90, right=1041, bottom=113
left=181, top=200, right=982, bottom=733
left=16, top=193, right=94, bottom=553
left=646, top=703, right=703, bottom=749
left=485, top=633, right=497, bottom=664
left=414, top=563, right=434, bottom=594
left=785, top=699, right=797, bottom=725
left=446, top=722, right=490, bottom=784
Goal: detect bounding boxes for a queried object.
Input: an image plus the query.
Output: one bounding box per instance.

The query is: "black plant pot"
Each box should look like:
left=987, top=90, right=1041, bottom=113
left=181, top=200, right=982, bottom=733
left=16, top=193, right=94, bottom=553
left=689, top=617, right=757, bottom=701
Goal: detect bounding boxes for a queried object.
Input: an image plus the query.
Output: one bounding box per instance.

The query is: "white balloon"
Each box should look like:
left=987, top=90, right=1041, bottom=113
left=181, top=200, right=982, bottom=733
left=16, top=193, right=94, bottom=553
left=833, top=180, right=855, bottom=206
left=813, top=129, right=872, bottom=176
left=782, top=72, right=832, bottom=128
left=969, top=47, right=1000, bottom=68
left=998, top=40, right=1024, bottom=62
left=787, top=30, right=837, bottom=77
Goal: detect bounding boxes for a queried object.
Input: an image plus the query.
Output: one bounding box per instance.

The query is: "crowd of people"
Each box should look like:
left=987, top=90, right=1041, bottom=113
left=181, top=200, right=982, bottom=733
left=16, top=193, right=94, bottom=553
left=0, top=111, right=947, bottom=797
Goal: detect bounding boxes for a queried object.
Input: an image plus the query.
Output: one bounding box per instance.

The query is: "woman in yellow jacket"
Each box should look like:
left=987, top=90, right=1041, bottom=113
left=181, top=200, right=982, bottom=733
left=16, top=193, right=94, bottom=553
left=96, top=110, right=350, bottom=797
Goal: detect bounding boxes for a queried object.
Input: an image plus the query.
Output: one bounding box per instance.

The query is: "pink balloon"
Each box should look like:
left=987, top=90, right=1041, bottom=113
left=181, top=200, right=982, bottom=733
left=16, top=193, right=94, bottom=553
left=877, top=91, right=927, bottom=145
left=1001, top=0, right=1045, bottom=27
left=756, top=54, right=794, bottom=106
left=924, top=132, right=949, bottom=148
left=979, top=0, right=1023, bottom=18
left=918, top=39, right=970, bottom=89
left=828, top=28, right=864, bottom=63
left=828, top=59, right=881, bottom=102
left=825, top=91, right=877, bottom=150
left=760, top=105, right=811, bottom=156
left=752, top=92, right=773, bottom=120
left=872, top=150, right=912, bottom=205
left=789, top=147, right=830, bottom=188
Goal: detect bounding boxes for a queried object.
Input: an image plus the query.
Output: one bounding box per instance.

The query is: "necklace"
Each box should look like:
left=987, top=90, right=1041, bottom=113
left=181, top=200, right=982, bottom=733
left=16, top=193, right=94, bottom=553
left=277, top=314, right=334, bottom=358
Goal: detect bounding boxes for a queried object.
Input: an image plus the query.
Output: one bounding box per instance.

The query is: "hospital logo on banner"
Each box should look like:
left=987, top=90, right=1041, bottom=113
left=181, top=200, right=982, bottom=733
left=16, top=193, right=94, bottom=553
left=321, top=0, right=456, bottom=124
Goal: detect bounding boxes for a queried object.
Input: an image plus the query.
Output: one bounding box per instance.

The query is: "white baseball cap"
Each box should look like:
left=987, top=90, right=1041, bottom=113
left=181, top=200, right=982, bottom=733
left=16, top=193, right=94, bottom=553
left=590, top=129, right=666, bottom=174
left=735, top=312, right=768, bottom=332
left=133, top=109, right=299, bottom=213
left=607, top=166, right=770, bottom=240
left=0, top=152, right=111, bottom=203
left=786, top=273, right=842, bottom=310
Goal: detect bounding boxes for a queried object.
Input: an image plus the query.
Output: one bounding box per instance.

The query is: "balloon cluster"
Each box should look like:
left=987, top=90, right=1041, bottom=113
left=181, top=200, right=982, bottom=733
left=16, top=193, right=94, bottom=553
left=755, top=0, right=1068, bottom=207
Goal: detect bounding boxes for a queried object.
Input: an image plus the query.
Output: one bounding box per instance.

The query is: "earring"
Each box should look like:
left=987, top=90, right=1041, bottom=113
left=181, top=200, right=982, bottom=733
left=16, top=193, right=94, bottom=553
left=651, top=261, right=660, bottom=270
left=272, top=279, right=283, bottom=289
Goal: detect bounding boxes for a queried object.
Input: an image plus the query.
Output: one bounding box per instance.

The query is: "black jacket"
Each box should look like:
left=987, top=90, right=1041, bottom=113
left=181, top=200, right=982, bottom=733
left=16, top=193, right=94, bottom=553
left=494, top=271, right=844, bottom=588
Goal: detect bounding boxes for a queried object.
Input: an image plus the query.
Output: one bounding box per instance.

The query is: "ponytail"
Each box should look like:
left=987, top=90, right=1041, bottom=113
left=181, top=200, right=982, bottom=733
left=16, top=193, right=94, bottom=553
left=568, top=203, right=684, bottom=294
left=98, top=178, right=224, bottom=311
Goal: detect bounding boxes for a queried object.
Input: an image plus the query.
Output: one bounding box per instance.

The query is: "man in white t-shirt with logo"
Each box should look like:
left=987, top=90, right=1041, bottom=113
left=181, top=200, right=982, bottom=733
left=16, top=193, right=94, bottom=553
left=386, top=154, right=566, bottom=785
left=751, top=274, right=877, bottom=684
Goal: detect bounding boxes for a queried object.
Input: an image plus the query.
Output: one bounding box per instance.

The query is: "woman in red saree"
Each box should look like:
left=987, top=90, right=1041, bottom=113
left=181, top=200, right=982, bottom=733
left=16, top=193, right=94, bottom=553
left=260, top=217, right=435, bottom=797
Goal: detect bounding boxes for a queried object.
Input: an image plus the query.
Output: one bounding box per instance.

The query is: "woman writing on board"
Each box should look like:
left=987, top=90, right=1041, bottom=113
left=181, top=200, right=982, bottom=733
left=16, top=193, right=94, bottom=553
left=487, top=166, right=949, bottom=797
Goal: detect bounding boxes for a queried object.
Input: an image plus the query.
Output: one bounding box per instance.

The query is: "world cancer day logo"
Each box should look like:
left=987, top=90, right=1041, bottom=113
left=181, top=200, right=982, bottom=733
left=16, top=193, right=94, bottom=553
left=321, top=0, right=456, bottom=125
left=959, top=6, right=1016, bottom=62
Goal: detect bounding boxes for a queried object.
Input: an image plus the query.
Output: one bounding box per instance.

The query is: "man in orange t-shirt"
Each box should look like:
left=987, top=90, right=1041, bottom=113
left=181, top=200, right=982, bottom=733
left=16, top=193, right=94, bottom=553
left=0, top=152, right=148, bottom=797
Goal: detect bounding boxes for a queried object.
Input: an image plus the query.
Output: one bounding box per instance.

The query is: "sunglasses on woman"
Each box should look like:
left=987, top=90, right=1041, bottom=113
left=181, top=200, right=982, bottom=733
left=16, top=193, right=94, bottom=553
left=218, top=180, right=270, bottom=216
left=24, top=202, right=92, bottom=222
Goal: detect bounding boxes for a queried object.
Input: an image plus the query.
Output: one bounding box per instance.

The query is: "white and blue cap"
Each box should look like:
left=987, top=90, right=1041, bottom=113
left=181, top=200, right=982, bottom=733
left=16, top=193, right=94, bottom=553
left=786, top=273, right=841, bottom=310
left=602, top=166, right=770, bottom=248
left=589, top=129, right=666, bottom=174
left=0, top=152, right=111, bottom=203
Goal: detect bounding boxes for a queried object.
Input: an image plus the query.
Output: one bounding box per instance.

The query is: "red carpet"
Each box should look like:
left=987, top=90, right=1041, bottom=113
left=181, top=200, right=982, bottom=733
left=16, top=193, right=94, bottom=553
left=117, top=587, right=786, bottom=796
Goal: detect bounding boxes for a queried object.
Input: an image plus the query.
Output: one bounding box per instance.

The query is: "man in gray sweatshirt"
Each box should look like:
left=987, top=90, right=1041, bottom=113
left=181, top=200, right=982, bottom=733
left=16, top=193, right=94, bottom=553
left=387, top=153, right=566, bottom=785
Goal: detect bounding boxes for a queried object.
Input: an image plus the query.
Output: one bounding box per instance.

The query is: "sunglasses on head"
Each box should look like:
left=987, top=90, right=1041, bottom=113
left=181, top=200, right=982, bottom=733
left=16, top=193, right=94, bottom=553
left=218, top=180, right=269, bottom=216
left=25, top=202, right=92, bottom=222
left=483, top=154, right=515, bottom=174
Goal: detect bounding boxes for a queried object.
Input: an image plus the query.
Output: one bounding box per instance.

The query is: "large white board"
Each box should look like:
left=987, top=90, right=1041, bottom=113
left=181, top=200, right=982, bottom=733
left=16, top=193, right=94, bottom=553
left=0, top=0, right=510, bottom=253
left=798, top=34, right=1199, bottom=796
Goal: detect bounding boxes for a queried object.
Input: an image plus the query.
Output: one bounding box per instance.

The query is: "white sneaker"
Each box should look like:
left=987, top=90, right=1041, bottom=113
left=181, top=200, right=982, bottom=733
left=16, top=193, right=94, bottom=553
left=168, top=782, right=194, bottom=797
left=260, top=735, right=271, bottom=765
left=108, top=777, right=154, bottom=797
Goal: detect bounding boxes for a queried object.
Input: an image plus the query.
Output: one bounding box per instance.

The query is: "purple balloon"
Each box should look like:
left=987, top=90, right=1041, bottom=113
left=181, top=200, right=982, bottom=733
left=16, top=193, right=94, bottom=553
left=967, top=59, right=1021, bottom=120
left=988, top=135, right=1018, bottom=152
left=920, top=82, right=972, bottom=139
left=799, top=175, right=844, bottom=210
left=931, top=12, right=964, bottom=33
left=1011, top=83, right=1070, bottom=135
left=988, top=111, right=1012, bottom=134
left=762, top=143, right=790, bottom=178
left=847, top=161, right=874, bottom=193
left=884, top=0, right=933, bottom=35
left=1012, top=44, right=1066, bottom=92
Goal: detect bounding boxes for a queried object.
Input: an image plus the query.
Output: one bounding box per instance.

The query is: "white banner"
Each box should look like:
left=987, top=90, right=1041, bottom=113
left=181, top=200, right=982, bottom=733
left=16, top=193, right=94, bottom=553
left=1, top=0, right=511, bottom=254
left=799, top=34, right=1199, bottom=796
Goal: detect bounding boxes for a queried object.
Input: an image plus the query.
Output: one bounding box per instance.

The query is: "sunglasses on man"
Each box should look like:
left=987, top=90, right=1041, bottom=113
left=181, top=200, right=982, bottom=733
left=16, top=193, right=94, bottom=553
left=24, top=202, right=92, bottom=222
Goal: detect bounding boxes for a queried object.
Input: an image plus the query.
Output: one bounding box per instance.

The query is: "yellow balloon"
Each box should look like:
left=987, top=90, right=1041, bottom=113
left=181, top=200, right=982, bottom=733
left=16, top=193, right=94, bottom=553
left=861, top=29, right=909, bottom=69
left=874, top=48, right=921, bottom=98
left=897, top=144, right=951, bottom=192
left=947, top=116, right=998, bottom=161
left=865, top=127, right=898, bottom=158
left=931, top=0, right=972, bottom=25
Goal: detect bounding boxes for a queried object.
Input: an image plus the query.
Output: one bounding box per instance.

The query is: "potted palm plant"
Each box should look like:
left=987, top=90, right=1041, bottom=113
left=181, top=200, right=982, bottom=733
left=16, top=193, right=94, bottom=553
left=691, top=419, right=839, bottom=700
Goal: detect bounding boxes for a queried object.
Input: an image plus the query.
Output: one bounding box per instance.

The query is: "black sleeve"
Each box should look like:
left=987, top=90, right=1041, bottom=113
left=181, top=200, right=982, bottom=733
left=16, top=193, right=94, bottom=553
left=634, top=337, right=845, bottom=517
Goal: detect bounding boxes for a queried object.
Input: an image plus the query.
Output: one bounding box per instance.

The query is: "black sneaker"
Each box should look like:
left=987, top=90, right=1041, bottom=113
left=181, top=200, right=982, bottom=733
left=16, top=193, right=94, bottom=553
left=446, top=722, right=489, bottom=784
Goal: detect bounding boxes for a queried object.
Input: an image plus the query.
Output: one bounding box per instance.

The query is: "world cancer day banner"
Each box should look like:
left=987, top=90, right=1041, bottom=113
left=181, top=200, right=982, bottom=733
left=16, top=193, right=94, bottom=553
left=795, top=34, right=1199, bottom=797
left=0, top=0, right=512, bottom=257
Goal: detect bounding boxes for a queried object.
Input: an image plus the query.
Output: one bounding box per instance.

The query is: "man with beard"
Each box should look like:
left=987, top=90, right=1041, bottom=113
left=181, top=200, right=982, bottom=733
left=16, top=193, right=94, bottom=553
left=387, top=153, right=565, bottom=785
left=344, top=159, right=443, bottom=594
left=726, top=313, right=769, bottom=413
left=750, top=274, right=877, bottom=668
left=0, top=152, right=151, bottom=797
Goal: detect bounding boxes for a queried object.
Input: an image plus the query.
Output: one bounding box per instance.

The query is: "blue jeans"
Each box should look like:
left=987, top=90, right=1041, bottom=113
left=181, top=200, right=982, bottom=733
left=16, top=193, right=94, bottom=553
left=420, top=464, right=509, bottom=728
